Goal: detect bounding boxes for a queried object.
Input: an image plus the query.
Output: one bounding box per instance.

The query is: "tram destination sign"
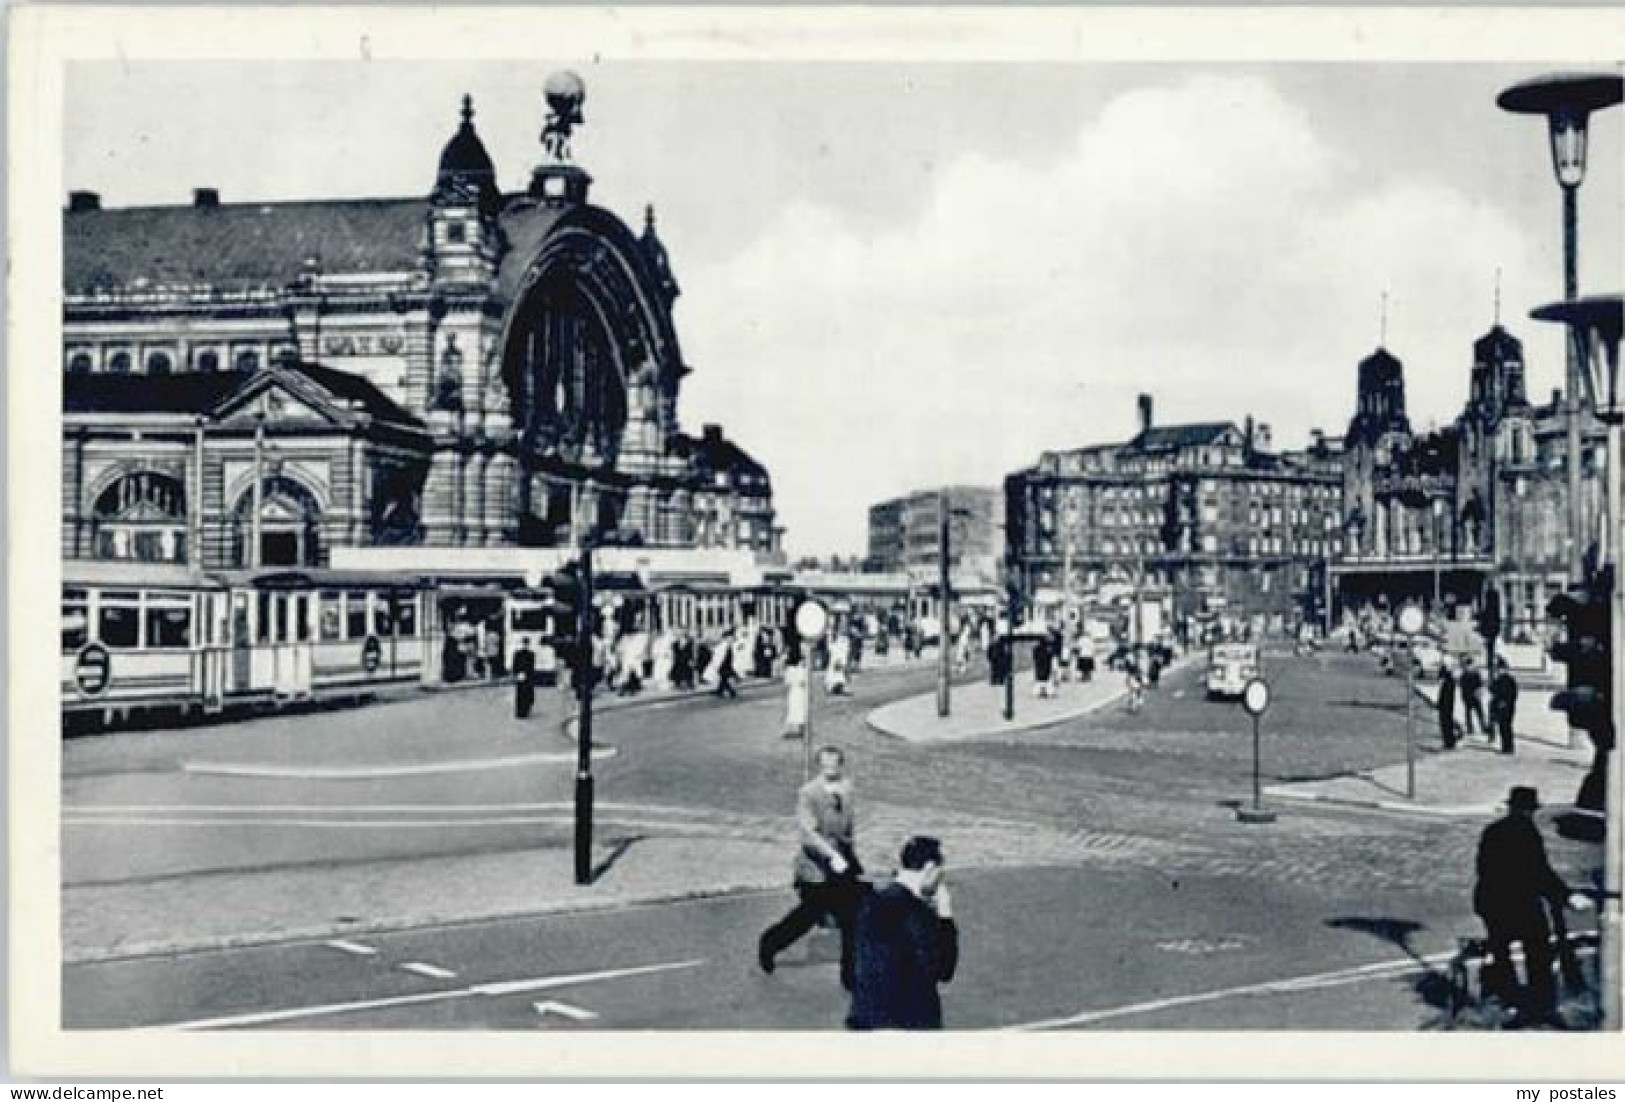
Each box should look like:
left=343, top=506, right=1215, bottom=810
left=361, top=635, right=383, bottom=674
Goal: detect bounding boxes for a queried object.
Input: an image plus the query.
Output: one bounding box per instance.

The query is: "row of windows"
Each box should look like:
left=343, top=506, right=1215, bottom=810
left=65, top=344, right=293, bottom=375
left=62, top=588, right=419, bottom=652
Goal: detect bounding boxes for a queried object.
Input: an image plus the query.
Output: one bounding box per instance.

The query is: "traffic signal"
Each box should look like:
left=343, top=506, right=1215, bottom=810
left=543, top=561, right=597, bottom=639
left=1477, top=586, right=1503, bottom=644
left=1547, top=568, right=1614, bottom=793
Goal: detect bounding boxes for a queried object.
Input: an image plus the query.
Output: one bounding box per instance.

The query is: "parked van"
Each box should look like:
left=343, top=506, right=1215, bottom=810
left=1206, top=642, right=1261, bottom=700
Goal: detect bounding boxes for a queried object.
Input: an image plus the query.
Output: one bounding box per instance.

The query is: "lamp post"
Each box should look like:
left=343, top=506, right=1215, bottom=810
left=795, top=599, right=830, bottom=779
left=572, top=539, right=596, bottom=884
left=1432, top=498, right=1445, bottom=613
left=938, top=491, right=951, bottom=718
left=1499, top=73, right=1624, bottom=586
left=1532, top=292, right=1622, bottom=1028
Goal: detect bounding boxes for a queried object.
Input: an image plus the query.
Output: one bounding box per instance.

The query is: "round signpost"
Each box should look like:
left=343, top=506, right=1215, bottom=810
left=74, top=643, right=112, bottom=700
left=1397, top=603, right=1424, bottom=800
left=794, top=600, right=829, bottom=779
left=1237, top=677, right=1276, bottom=823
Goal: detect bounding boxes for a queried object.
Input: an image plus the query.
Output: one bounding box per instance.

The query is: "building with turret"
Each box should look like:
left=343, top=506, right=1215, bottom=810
left=61, top=79, right=780, bottom=569
left=1331, top=323, right=1606, bottom=636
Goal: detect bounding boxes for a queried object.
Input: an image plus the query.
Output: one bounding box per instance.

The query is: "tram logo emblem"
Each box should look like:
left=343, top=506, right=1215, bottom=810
left=74, top=643, right=112, bottom=698
left=361, top=635, right=383, bottom=674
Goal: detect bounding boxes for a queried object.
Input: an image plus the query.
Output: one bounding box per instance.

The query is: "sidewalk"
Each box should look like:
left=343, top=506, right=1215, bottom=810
left=1266, top=683, right=1595, bottom=818
left=867, top=669, right=1131, bottom=742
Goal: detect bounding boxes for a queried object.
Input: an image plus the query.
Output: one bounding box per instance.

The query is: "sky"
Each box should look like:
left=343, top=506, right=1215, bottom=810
left=66, top=60, right=1625, bottom=557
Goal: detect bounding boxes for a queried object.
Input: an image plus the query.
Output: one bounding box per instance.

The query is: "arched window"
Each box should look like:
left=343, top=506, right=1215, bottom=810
left=146, top=351, right=173, bottom=375
left=67, top=351, right=93, bottom=374
left=107, top=351, right=132, bottom=374
left=91, top=471, right=188, bottom=563
left=235, top=349, right=261, bottom=372
left=232, top=474, right=322, bottom=567
left=196, top=350, right=220, bottom=372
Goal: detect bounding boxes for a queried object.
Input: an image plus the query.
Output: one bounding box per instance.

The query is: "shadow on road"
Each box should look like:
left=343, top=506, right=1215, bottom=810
left=590, top=835, right=644, bottom=883
left=1324, top=915, right=1456, bottom=1027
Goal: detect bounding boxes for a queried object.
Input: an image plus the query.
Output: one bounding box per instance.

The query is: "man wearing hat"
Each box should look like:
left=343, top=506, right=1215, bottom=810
left=1472, top=786, right=1583, bottom=1026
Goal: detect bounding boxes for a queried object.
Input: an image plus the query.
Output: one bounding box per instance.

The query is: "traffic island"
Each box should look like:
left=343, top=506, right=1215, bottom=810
left=866, top=670, right=1130, bottom=742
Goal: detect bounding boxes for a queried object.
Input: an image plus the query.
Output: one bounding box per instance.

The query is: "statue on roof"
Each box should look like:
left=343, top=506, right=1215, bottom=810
left=540, top=71, right=586, bottom=164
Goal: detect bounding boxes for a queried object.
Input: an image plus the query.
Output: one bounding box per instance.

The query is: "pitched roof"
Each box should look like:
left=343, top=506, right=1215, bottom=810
left=1126, top=422, right=1239, bottom=451
left=64, top=360, right=423, bottom=430
left=675, top=427, right=769, bottom=482
left=64, top=371, right=245, bottom=415
left=65, top=198, right=430, bottom=294
left=289, top=361, right=423, bottom=428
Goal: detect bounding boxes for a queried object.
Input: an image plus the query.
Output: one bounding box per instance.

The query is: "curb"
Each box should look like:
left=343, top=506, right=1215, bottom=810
left=1263, top=786, right=1497, bottom=820
left=866, top=656, right=1199, bottom=744
left=865, top=686, right=1128, bottom=743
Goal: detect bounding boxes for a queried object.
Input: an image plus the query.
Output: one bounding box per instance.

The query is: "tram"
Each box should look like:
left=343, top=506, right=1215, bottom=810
left=62, top=562, right=430, bottom=728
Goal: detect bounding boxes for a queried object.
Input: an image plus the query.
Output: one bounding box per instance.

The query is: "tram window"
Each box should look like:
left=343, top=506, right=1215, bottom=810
left=273, top=597, right=288, bottom=644
left=98, top=599, right=140, bottom=648
left=62, top=590, right=88, bottom=651
left=319, top=592, right=342, bottom=641
left=144, top=604, right=192, bottom=648
left=257, top=592, right=272, bottom=643
left=396, top=599, right=417, bottom=637
left=374, top=596, right=394, bottom=635
left=295, top=596, right=311, bottom=642
left=346, top=595, right=369, bottom=639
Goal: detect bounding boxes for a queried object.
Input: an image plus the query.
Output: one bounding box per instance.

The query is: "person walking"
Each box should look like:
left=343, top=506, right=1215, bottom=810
left=759, top=746, right=863, bottom=988
left=512, top=637, right=536, bottom=719
left=1490, top=659, right=1520, bottom=756
left=714, top=631, right=740, bottom=699
left=1032, top=636, right=1055, bottom=699
left=1459, top=657, right=1487, bottom=738
left=1436, top=663, right=1460, bottom=750
left=782, top=655, right=809, bottom=739
left=825, top=633, right=851, bottom=696
left=1125, top=653, right=1146, bottom=714
left=846, top=835, right=958, bottom=1031
left=1473, top=786, right=1586, bottom=1027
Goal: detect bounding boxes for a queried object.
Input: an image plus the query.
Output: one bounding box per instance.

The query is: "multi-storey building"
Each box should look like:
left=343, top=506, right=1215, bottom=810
left=866, top=486, right=1003, bottom=588
left=61, top=77, right=780, bottom=570
left=1006, top=395, right=1345, bottom=634
left=1333, top=322, right=1607, bottom=636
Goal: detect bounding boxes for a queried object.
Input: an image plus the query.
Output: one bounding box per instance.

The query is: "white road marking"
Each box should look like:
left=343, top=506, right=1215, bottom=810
left=322, top=940, right=378, bottom=957
left=468, top=959, right=705, bottom=997
left=399, top=961, right=458, bottom=980
left=180, top=749, right=616, bottom=780
left=533, top=999, right=598, bottom=1022
left=160, top=958, right=705, bottom=1031
left=1009, top=946, right=1508, bottom=1030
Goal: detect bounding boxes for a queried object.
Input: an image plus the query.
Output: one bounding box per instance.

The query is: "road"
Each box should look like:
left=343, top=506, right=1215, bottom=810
left=59, top=648, right=1602, bottom=1030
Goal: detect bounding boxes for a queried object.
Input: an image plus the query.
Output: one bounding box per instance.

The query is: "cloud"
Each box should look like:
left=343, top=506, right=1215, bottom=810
left=676, top=73, right=1547, bottom=556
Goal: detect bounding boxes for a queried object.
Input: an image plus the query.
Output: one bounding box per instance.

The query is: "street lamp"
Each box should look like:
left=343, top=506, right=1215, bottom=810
left=1531, top=292, right=1622, bottom=1028
left=795, top=598, right=830, bottom=779
left=1499, top=72, right=1624, bottom=585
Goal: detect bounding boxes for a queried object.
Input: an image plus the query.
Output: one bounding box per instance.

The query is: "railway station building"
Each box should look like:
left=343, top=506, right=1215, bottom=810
left=61, top=78, right=781, bottom=571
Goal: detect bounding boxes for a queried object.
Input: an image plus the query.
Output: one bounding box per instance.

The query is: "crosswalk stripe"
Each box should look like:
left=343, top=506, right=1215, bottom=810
left=159, top=959, right=706, bottom=1030
left=399, top=962, right=458, bottom=980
